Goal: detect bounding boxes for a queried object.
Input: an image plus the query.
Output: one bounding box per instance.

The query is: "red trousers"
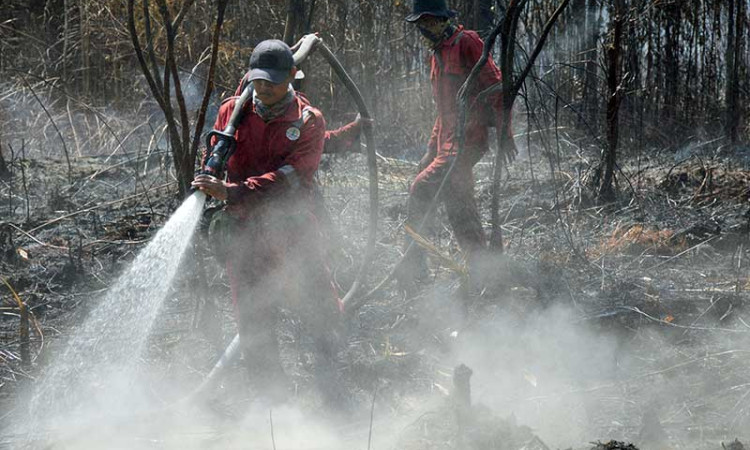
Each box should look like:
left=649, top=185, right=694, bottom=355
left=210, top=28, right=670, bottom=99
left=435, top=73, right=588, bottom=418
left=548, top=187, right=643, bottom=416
left=407, top=149, right=487, bottom=256
left=225, top=200, right=341, bottom=393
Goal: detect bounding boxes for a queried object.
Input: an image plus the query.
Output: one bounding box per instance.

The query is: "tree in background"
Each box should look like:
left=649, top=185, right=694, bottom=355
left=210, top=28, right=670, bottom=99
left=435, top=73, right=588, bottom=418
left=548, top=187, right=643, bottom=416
left=725, top=0, right=745, bottom=144
left=1, top=0, right=749, bottom=201
left=596, top=0, right=624, bottom=201
left=486, top=0, right=571, bottom=250
left=126, top=0, right=230, bottom=196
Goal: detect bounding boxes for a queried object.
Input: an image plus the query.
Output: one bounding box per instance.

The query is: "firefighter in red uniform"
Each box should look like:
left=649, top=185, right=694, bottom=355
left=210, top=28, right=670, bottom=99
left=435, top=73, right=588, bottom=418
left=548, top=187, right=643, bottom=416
left=192, top=40, right=342, bottom=405
left=231, top=71, right=371, bottom=155
left=400, top=0, right=509, bottom=291
left=324, top=115, right=370, bottom=154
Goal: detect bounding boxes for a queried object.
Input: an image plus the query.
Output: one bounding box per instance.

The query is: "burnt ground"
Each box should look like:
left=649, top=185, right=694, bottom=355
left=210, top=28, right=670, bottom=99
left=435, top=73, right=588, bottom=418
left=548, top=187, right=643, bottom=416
left=1, top=136, right=750, bottom=449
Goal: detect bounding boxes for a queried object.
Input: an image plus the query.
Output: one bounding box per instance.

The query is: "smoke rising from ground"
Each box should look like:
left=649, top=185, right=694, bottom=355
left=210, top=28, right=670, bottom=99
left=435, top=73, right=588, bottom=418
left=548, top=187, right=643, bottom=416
left=450, top=303, right=620, bottom=446
left=398, top=274, right=750, bottom=448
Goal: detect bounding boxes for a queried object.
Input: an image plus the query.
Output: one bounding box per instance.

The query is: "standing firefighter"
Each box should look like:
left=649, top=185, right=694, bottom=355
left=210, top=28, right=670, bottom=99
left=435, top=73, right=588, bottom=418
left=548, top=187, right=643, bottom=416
left=401, top=0, right=510, bottom=292
left=192, top=40, right=342, bottom=406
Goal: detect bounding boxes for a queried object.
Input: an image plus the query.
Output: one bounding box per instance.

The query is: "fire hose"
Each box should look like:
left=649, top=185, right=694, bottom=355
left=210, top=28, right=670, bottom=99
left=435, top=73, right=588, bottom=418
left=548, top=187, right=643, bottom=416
left=189, top=34, right=378, bottom=401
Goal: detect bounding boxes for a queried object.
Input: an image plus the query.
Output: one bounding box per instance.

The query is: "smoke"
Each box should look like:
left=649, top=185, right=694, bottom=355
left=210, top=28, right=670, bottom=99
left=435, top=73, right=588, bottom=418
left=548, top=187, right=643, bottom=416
left=0, top=66, right=218, bottom=164
left=447, top=303, right=620, bottom=446
left=396, top=279, right=750, bottom=448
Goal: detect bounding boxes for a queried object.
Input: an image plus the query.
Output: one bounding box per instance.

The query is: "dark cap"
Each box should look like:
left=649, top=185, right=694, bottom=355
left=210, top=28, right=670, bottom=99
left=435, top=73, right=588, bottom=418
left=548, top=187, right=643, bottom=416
left=405, top=0, right=457, bottom=22
left=248, top=39, right=294, bottom=84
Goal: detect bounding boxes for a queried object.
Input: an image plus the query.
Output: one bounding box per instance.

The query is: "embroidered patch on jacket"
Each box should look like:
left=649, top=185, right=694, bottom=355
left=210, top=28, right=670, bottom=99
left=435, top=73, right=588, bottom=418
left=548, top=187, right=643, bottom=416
left=286, top=127, right=301, bottom=141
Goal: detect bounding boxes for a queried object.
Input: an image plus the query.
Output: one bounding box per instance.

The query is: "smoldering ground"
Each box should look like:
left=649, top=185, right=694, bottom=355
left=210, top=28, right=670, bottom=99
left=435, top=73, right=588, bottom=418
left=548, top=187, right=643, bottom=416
left=4, top=185, right=750, bottom=450
left=4, top=75, right=750, bottom=450
left=364, top=277, right=750, bottom=449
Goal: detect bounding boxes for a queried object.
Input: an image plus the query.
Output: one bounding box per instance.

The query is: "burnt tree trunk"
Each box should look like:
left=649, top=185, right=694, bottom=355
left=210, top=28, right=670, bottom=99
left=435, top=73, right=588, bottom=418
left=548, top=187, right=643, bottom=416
left=624, top=1, right=641, bottom=148
left=682, top=1, right=698, bottom=127
left=459, top=0, right=493, bottom=35
left=663, top=2, right=681, bottom=127
left=597, top=0, right=624, bottom=201
left=725, top=0, right=744, bottom=143
left=283, top=0, right=306, bottom=46
left=487, top=0, right=570, bottom=251
left=80, top=0, right=91, bottom=98
left=360, top=0, right=377, bottom=117
left=582, top=0, right=600, bottom=130
left=0, top=142, right=8, bottom=179
left=570, top=0, right=586, bottom=108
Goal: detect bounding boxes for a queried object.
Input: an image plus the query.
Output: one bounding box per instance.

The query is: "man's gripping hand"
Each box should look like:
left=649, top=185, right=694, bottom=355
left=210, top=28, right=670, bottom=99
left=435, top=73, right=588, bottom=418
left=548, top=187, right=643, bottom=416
left=192, top=174, right=229, bottom=201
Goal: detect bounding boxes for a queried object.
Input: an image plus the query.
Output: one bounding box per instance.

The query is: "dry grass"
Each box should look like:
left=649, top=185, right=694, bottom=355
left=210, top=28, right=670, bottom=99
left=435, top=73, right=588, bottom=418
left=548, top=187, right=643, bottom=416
left=589, top=223, right=687, bottom=258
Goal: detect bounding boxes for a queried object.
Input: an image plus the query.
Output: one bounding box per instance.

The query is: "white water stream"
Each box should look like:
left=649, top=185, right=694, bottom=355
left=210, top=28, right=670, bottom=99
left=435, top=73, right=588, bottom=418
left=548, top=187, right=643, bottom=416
left=22, top=191, right=206, bottom=442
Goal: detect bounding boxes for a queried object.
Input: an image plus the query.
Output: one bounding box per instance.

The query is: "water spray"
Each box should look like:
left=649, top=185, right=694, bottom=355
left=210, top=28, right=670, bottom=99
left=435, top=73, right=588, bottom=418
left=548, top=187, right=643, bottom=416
left=19, top=191, right=207, bottom=446
left=11, top=35, right=377, bottom=447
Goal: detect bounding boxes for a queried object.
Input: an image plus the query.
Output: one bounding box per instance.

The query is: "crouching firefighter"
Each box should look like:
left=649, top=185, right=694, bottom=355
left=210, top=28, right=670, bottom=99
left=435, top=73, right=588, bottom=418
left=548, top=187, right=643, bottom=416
left=192, top=39, right=343, bottom=407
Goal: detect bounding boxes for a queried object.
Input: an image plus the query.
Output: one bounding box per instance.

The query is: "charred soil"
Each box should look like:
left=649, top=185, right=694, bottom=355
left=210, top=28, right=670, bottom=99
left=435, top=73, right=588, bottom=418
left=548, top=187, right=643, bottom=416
left=1, top=141, right=750, bottom=449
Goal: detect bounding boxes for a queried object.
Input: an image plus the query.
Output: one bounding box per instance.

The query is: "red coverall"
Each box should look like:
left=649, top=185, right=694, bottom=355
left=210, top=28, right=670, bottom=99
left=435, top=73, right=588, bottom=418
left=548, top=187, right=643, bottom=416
left=324, top=120, right=363, bottom=154
left=232, top=76, right=364, bottom=154
left=406, top=25, right=504, bottom=274
left=206, top=91, right=341, bottom=398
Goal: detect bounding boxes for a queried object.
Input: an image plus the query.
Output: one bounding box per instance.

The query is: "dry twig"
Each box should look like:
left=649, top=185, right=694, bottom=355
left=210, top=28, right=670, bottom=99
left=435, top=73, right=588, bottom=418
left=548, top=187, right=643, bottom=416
left=1, top=278, right=29, bottom=367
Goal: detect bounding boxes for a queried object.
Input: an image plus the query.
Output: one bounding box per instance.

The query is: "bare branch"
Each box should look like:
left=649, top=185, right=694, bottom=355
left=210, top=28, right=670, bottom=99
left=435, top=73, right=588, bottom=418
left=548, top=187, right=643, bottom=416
left=190, top=0, right=230, bottom=160
left=172, top=0, right=196, bottom=30
left=19, top=76, right=72, bottom=183
left=142, top=0, right=165, bottom=96
left=156, top=0, right=191, bottom=178
left=127, top=0, right=167, bottom=110
left=510, top=0, right=571, bottom=97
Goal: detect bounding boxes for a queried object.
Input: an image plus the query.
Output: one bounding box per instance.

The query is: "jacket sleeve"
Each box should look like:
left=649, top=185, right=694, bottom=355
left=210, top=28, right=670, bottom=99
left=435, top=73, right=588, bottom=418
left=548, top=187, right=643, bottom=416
left=226, top=112, right=326, bottom=206
left=323, top=120, right=361, bottom=154
left=462, top=32, right=504, bottom=126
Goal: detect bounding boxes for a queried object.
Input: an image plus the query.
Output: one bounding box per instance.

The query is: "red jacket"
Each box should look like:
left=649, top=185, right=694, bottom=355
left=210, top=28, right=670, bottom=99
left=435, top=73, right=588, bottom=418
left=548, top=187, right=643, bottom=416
left=206, top=94, right=326, bottom=215
left=231, top=76, right=361, bottom=154
left=324, top=120, right=362, bottom=154
left=428, top=26, right=503, bottom=157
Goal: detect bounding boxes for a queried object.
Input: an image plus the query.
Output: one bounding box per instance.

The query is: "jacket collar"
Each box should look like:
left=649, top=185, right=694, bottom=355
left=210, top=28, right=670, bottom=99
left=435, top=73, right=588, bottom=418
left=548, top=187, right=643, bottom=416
left=434, top=24, right=464, bottom=51
left=250, top=93, right=307, bottom=124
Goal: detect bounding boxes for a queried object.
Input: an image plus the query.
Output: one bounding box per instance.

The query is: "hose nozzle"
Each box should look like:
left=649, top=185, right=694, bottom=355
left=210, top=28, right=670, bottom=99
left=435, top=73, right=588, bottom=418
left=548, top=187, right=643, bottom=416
left=201, top=130, right=237, bottom=178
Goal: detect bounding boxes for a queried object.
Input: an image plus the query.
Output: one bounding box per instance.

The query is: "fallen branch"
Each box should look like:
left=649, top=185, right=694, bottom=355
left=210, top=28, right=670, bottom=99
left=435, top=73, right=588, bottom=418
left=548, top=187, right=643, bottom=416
left=622, top=306, right=748, bottom=333
left=5, top=222, right=68, bottom=250
left=26, top=181, right=175, bottom=234
left=642, top=235, right=719, bottom=271
left=1, top=278, right=29, bottom=368
left=405, top=225, right=466, bottom=275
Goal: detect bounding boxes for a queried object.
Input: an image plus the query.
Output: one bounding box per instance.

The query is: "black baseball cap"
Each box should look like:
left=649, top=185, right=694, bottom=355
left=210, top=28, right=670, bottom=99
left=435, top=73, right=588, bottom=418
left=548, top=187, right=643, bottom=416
left=405, top=0, right=457, bottom=22
left=248, top=39, right=294, bottom=84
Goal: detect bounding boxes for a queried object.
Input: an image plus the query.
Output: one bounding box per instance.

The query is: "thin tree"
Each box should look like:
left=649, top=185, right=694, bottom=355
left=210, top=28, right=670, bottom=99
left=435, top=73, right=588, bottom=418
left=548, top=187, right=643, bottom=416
left=725, top=0, right=744, bottom=144
left=596, top=0, right=624, bottom=201
left=465, top=0, right=570, bottom=251
left=0, top=143, right=8, bottom=179
left=127, top=0, right=230, bottom=195
left=582, top=0, right=601, bottom=131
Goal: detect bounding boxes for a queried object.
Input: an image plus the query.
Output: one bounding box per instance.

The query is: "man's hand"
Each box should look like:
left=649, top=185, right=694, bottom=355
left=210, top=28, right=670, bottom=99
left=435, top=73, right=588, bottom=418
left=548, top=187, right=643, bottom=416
left=192, top=174, right=228, bottom=201
left=354, top=113, right=374, bottom=133
left=291, top=33, right=321, bottom=52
